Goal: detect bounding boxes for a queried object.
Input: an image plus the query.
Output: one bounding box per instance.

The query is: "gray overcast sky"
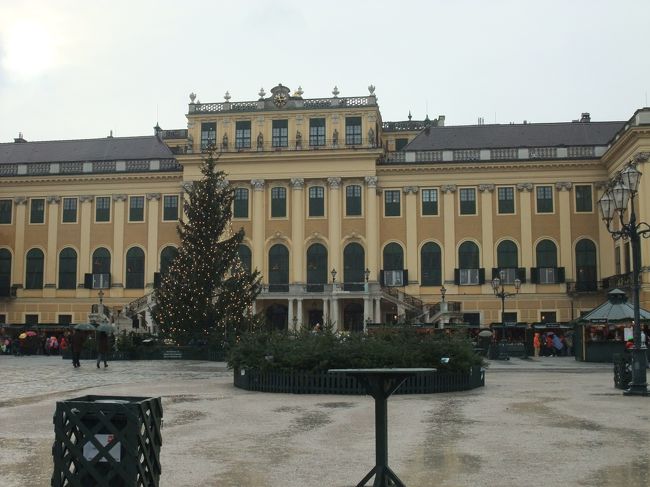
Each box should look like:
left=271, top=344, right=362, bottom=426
left=0, top=0, right=648, bottom=142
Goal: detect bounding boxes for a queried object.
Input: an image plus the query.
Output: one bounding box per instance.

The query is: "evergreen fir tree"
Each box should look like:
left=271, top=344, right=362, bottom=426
left=153, top=151, right=261, bottom=346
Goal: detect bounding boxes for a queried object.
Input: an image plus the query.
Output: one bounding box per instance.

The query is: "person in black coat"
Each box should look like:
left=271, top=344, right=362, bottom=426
left=96, top=331, right=109, bottom=368
left=71, top=329, right=85, bottom=368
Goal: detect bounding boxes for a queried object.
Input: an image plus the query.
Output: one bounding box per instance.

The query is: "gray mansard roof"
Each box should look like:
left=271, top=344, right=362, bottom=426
left=0, top=135, right=174, bottom=164
left=403, top=121, right=625, bottom=151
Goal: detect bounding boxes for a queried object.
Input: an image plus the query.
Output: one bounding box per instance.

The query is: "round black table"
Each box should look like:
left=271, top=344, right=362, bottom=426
left=328, top=368, right=436, bottom=487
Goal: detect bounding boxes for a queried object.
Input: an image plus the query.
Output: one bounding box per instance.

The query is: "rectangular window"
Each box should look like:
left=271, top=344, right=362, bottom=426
left=201, top=122, right=216, bottom=150
left=309, top=118, right=326, bottom=146
left=308, top=186, right=325, bottom=217
left=538, top=267, right=558, bottom=284
left=421, top=189, right=438, bottom=215
left=58, top=314, right=73, bottom=325
left=345, top=117, right=362, bottom=145
left=233, top=188, right=249, bottom=218
left=163, top=195, right=179, bottom=221
left=62, top=197, right=78, bottom=223
left=502, top=312, right=518, bottom=325
left=459, top=188, right=476, bottom=215
left=395, top=138, right=408, bottom=151
left=25, top=314, right=39, bottom=325
left=575, top=185, right=593, bottom=212
left=540, top=311, right=557, bottom=323
left=271, top=187, right=286, bottom=217
left=235, top=121, right=251, bottom=149
left=30, top=198, right=45, bottom=224
left=346, top=185, right=362, bottom=216
left=384, top=190, right=401, bottom=217
left=0, top=199, right=12, bottom=224
left=95, top=196, right=111, bottom=222
left=536, top=186, right=553, bottom=213
left=272, top=120, right=288, bottom=147
left=129, top=196, right=145, bottom=222
left=497, top=187, right=515, bottom=214
left=459, top=268, right=479, bottom=285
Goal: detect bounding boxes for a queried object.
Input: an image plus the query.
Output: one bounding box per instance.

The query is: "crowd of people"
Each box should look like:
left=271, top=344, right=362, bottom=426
left=533, top=331, right=574, bottom=357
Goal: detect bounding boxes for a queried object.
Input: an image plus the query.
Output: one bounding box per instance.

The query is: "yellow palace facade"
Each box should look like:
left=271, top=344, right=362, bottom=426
left=1, top=83, right=650, bottom=332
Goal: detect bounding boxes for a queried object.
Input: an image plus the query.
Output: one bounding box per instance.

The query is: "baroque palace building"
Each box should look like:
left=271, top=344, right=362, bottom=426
left=1, top=83, right=650, bottom=332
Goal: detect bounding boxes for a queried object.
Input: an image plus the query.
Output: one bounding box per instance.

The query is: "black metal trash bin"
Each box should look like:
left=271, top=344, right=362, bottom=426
left=52, top=395, right=163, bottom=487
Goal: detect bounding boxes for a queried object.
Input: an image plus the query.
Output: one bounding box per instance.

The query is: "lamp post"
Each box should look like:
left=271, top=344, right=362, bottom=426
left=491, top=270, right=521, bottom=360
left=598, top=161, right=649, bottom=396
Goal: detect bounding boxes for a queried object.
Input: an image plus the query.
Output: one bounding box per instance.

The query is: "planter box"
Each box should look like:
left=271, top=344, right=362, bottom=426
left=234, top=365, right=485, bottom=394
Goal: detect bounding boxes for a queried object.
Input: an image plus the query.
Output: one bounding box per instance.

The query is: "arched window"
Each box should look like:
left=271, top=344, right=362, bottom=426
left=237, top=244, right=252, bottom=274
left=92, top=248, right=111, bottom=275
left=0, top=249, right=11, bottom=296
left=160, top=246, right=178, bottom=275
left=306, top=244, right=328, bottom=292
left=496, top=240, right=518, bottom=283
left=457, top=241, right=481, bottom=285
left=421, top=242, right=442, bottom=286
left=25, top=248, right=44, bottom=289
left=344, top=243, right=365, bottom=291
left=458, top=241, right=479, bottom=269
left=383, top=243, right=404, bottom=271
left=576, top=239, right=597, bottom=291
left=536, top=240, right=558, bottom=268
left=58, top=248, right=77, bottom=289
left=268, top=244, right=289, bottom=292
left=125, top=247, right=145, bottom=289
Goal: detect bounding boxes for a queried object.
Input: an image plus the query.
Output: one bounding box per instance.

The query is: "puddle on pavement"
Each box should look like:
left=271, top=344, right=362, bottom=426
left=510, top=400, right=603, bottom=431
left=291, top=410, right=332, bottom=432
left=166, top=410, right=207, bottom=427
left=581, top=457, right=650, bottom=487
left=274, top=405, right=304, bottom=413
left=164, top=394, right=202, bottom=404
left=315, top=401, right=355, bottom=409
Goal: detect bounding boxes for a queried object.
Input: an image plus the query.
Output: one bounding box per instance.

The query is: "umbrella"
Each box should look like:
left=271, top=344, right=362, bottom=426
left=478, top=330, right=493, bottom=337
left=25, top=331, right=37, bottom=336
left=95, top=323, right=116, bottom=333
left=74, top=323, right=96, bottom=331
left=18, top=333, right=27, bottom=339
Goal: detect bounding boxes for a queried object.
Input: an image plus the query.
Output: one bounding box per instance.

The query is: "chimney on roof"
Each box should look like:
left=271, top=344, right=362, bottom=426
left=437, top=115, right=445, bottom=127
left=580, top=112, right=591, bottom=123
left=154, top=123, right=163, bottom=139
left=108, top=130, right=113, bottom=138
left=14, top=132, right=27, bottom=143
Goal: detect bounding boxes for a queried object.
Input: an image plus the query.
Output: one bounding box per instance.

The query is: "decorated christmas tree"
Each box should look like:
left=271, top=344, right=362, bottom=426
left=154, top=151, right=261, bottom=346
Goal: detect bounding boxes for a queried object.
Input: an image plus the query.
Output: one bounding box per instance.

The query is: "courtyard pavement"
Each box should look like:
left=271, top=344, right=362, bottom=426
left=0, top=355, right=648, bottom=486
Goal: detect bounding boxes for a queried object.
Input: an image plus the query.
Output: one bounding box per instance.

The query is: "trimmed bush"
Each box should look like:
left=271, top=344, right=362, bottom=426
left=227, top=328, right=483, bottom=373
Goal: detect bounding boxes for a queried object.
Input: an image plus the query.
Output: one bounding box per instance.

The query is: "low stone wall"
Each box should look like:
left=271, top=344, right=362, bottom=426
left=233, top=365, right=485, bottom=394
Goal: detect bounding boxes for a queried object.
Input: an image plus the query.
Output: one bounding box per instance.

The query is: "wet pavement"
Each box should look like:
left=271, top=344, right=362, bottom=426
left=0, top=355, right=648, bottom=486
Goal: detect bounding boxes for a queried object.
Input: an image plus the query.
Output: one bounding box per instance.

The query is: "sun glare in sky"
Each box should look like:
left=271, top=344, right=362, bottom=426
left=2, top=19, right=58, bottom=79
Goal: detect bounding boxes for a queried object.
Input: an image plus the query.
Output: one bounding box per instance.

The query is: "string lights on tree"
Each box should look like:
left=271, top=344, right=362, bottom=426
left=153, top=149, right=261, bottom=347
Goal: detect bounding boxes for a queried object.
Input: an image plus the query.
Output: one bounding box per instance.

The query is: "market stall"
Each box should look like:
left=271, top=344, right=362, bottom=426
left=574, top=289, right=650, bottom=362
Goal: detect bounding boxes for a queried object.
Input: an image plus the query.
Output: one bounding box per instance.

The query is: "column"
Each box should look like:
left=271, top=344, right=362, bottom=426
left=79, top=195, right=93, bottom=296
left=479, top=185, right=494, bottom=274
left=13, top=197, right=27, bottom=288
left=288, top=298, right=294, bottom=329
left=328, top=177, right=342, bottom=275
left=442, top=185, right=457, bottom=283
left=517, top=184, right=534, bottom=271
left=365, top=176, right=379, bottom=280
left=323, top=298, right=329, bottom=324
left=112, top=194, right=127, bottom=295
left=404, top=186, right=418, bottom=284
left=331, top=297, right=339, bottom=331
left=44, top=196, right=60, bottom=292
left=595, top=182, right=615, bottom=278
left=251, top=180, right=266, bottom=278
left=146, top=193, right=161, bottom=288
left=556, top=182, right=573, bottom=279
left=296, top=298, right=303, bottom=329
left=374, top=297, right=381, bottom=324
left=291, top=178, right=305, bottom=283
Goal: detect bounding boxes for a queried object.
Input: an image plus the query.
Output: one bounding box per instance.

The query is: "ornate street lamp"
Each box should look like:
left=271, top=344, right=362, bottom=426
left=364, top=268, right=371, bottom=282
left=330, top=268, right=337, bottom=283
left=598, top=161, right=649, bottom=396
left=440, top=285, right=447, bottom=302
left=491, top=270, right=522, bottom=360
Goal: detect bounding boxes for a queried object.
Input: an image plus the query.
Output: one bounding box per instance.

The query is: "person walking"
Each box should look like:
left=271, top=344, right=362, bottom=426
left=533, top=332, right=541, bottom=357
left=71, top=329, right=84, bottom=368
left=96, top=331, right=109, bottom=368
